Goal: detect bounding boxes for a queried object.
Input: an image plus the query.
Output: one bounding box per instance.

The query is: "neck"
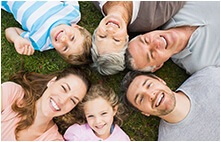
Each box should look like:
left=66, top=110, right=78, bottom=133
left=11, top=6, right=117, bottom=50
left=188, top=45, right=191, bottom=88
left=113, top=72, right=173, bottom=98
left=172, top=26, right=198, bottom=54
left=103, top=1, right=132, bottom=25
left=33, top=100, right=55, bottom=132
left=161, top=91, right=190, bottom=123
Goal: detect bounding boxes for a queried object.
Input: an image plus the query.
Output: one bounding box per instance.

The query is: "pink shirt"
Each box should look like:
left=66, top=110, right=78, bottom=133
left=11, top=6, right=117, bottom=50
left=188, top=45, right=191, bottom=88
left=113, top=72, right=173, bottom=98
left=64, top=123, right=130, bottom=141
left=1, top=81, right=64, bottom=141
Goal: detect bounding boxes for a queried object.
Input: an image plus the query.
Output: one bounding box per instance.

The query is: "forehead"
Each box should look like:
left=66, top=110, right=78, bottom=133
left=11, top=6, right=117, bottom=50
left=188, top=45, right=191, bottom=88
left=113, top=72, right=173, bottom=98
left=59, top=74, right=86, bottom=89
left=127, top=75, right=154, bottom=100
left=128, top=38, right=148, bottom=70
left=95, top=36, right=125, bottom=55
left=84, top=97, right=112, bottom=112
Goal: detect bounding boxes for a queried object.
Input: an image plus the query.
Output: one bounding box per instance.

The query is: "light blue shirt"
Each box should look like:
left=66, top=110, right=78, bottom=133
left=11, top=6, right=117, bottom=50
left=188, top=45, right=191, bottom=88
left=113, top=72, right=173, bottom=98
left=162, top=1, right=220, bottom=74
left=1, top=1, right=80, bottom=51
left=158, top=66, right=220, bottom=141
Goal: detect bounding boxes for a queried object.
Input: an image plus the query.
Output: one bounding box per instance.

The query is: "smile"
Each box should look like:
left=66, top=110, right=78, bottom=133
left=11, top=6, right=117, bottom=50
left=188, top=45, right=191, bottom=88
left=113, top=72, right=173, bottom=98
left=55, top=30, right=64, bottom=41
left=106, top=20, right=120, bottom=28
left=95, top=123, right=106, bottom=129
left=50, top=98, right=61, bottom=111
left=155, top=93, right=165, bottom=107
left=160, top=36, right=168, bottom=49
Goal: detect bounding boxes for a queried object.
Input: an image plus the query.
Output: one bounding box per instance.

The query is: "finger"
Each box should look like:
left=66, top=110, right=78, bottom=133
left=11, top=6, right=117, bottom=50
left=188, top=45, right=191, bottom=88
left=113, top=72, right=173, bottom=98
left=23, top=45, right=29, bottom=55
left=30, top=46, right=35, bottom=55
left=27, top=45, right=34, bottom=55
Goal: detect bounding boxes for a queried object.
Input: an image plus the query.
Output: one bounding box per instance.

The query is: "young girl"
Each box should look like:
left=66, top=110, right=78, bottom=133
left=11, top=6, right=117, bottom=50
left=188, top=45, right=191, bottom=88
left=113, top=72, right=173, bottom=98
left=64, top=84, right=130, bottom=141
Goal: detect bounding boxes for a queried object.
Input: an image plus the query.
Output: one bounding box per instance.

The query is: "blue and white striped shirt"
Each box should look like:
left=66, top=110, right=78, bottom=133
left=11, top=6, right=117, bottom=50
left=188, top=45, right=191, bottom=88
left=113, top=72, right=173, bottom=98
left=2, top=1, right=81, bottom=51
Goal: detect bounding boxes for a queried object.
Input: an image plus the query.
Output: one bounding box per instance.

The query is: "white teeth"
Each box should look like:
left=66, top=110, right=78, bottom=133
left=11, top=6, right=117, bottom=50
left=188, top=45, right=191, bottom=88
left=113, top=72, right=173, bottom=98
left=50, top=99, right=60, bottom=111
left=161, top=37, right=167, bottom=49
left=107, top=22, right=119, bottom=28
left=156, top=94, right=164, bottom=107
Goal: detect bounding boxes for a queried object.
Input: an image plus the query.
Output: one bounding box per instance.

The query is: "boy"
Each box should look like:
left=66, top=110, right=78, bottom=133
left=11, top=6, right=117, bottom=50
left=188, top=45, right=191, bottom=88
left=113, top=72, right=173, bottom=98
left=2, top=1, right=92, bottom=65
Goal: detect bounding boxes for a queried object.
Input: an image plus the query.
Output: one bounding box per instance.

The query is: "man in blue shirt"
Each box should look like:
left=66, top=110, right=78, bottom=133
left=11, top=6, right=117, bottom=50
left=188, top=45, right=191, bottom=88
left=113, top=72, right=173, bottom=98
left=126, top=1, right=220, bottom=75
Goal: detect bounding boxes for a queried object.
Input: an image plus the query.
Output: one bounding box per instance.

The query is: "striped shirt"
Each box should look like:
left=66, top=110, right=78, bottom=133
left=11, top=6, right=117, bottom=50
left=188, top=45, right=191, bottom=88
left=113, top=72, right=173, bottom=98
left=1, top=1, right=81, bottom=51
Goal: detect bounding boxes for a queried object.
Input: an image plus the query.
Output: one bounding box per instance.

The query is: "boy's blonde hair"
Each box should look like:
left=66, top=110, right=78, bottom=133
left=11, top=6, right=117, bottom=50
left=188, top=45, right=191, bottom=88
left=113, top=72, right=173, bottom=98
left=61, top=27, right=92, bottom=65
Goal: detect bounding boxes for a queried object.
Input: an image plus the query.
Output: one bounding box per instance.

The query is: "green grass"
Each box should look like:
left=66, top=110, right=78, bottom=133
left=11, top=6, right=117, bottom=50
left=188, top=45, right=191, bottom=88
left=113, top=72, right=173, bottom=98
left=1, top=2, right=189, bottom=141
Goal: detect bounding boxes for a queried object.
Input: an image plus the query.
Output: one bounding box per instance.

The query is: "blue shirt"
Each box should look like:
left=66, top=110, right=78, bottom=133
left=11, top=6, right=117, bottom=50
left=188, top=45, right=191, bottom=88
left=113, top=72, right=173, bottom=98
left=162, top=1, right=220, bottom=74
left=1, top=1, right=81, bottom=51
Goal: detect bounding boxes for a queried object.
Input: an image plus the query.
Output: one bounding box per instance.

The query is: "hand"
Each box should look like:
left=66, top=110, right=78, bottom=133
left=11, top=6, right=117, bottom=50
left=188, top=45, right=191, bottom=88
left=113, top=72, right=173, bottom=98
left=14, top=36, right=35, bottom=55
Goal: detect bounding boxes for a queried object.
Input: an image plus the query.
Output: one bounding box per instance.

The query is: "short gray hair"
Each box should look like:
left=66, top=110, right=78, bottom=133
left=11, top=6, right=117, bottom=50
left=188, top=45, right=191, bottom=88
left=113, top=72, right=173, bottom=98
left=125, top=41, right=156, bottom=72
left=91, top=28, right=129, bottom=75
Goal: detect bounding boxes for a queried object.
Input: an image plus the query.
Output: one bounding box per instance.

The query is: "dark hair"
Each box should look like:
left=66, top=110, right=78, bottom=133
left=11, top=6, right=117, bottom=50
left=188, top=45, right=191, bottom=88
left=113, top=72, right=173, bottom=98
left=9, top=66, right=90, bottom=138
left=125, top=48, right=134, bottom=70
left=120, top=71, right=158, bottom=111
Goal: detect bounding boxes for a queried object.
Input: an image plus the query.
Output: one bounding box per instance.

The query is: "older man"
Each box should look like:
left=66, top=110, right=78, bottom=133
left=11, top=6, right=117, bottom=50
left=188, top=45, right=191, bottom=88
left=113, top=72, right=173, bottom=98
left=91, top=1, right=185, bottom=75
left=126, top=1, right=220, bottom=75
left=121, top=65, right=220, bottom=140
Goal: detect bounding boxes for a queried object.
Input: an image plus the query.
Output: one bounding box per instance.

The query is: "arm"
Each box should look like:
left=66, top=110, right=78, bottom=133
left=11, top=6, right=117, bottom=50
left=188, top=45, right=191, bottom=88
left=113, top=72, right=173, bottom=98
left=5, top=27, right=35, bottom=55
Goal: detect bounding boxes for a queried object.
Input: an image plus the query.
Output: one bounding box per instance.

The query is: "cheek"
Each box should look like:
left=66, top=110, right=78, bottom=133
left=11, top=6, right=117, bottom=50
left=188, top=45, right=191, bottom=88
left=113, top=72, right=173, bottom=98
left=86, top=118, right=94, bottom=127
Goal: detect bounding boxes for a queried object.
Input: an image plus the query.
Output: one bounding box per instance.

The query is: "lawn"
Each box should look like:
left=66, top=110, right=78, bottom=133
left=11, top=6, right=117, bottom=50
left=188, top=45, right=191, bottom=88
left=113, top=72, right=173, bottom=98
left=1, top=2, right=189, bottom=141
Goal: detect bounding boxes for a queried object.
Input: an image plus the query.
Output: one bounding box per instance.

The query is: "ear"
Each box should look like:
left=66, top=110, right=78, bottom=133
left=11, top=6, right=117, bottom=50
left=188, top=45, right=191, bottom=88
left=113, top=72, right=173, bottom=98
left=113, top=105, right=119, bottom=116
left=156, top=76, right=166, bottom=85
left=151, top=63, right=164, bottom=72
left=141, top=111, right=150, bottom=117
left=71, top=23, right=82, bottom=29
left=47, top=76, right=57, bottom=87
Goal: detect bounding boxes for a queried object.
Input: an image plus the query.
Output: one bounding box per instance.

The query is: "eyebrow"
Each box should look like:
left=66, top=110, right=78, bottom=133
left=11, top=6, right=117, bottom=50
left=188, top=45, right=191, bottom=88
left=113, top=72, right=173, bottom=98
left=142, top=79, right=148, bottom=87
left=73, top=96, right=80, bottom=102
left=65, top=83, right=71, bottom=91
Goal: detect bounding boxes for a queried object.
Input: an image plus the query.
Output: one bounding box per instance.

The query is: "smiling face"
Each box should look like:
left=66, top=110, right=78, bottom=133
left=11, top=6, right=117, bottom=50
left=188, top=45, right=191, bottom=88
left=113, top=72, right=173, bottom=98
left=126, top=75, right=176, bottom=117
left=39, top=74, right=87, bottom=118
left=84, top=97, right=117, bottom=140
left=128, top=28, right=187, bottom=72
left=94, top=14, right=128, bottom=55
left=50, top=24, right=84, bottom=58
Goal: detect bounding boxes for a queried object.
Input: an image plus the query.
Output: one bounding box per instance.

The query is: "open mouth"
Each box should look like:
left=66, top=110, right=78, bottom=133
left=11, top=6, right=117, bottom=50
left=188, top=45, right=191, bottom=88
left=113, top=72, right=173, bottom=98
left=55, top=30, right=64, bottom=41
left=50, top=98, right=61, bottom=111
left=106, top=20, right=120, bottom=28
left=155, top=92, right=165, bottom=107
left=160, top=36, right=168, bottom=49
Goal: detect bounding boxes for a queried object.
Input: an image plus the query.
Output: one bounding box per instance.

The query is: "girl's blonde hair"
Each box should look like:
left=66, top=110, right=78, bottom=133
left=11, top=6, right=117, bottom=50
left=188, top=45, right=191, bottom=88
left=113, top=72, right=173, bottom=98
left=76, top=84, right=126, bottom=126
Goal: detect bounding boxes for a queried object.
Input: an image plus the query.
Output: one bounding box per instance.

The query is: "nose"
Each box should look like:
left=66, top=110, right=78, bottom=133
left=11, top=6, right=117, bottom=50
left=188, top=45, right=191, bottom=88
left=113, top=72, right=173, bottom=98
left=106, top=26, right=115, bottom=34
left=143, top=89, right=156, bottom=101
left=59, top=93, right=69, bottom=104
left=95, top=116, right=102, bottom=124
left=60, top=35, right=68, bottom=43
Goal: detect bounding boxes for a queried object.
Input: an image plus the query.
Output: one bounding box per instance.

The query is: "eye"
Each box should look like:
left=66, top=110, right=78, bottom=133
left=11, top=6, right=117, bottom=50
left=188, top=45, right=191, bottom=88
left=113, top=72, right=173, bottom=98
left=87, top=115, right=94, bottom=118
left=114, top=38, right=120, bottom=42
left=140, top=96, right=144, bottom=104
left=71, top=98, right=77, bottom=105
left=63, top=46, right=68, bottom=51
left=99, top=35, right=106, bottom=38
left=61, top=85, right=67, bottom=92
left=71, top=36, right=75, bottom=41
left=147, top=83, right=153, bottom=89
left=101, top=112, right=107, bottom=115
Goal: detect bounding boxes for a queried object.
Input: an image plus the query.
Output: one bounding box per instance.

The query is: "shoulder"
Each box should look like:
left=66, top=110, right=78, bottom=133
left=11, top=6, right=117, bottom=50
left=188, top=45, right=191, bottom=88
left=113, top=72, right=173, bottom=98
left=110, top=124, right=130, bottom=140
left=1, top=81, right=24, bottom=110
left=64, top=124, right=89, bottom=141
